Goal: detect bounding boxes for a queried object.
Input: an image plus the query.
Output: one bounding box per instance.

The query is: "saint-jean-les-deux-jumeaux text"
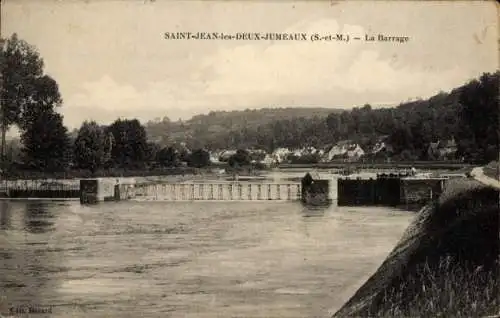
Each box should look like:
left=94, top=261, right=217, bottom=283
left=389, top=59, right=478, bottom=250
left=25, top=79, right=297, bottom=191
left=163, top=32, right=410, bottom=43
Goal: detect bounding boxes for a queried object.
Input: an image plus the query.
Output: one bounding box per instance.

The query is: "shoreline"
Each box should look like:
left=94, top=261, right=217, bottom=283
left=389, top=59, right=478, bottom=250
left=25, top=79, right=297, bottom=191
left=0, top=162, right=471, bottom=181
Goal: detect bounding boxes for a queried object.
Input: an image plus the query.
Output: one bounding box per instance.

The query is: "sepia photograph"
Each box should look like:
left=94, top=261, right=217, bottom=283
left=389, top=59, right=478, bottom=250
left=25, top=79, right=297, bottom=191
left=0, top=0, right=498, bottom=317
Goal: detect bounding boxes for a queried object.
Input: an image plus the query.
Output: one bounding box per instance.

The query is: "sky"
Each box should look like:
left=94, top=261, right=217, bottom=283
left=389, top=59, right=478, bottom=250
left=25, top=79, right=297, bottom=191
left=2, top=0, right=498, bottom=130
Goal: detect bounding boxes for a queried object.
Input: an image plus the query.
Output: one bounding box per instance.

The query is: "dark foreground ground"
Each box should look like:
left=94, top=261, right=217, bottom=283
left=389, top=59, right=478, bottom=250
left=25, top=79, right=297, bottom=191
left=333, top=177, right=499, bottom=317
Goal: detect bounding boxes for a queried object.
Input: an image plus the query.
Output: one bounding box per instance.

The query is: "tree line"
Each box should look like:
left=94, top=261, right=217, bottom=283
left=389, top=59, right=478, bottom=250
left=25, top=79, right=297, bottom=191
left=1, top=33, right=498, bottom=177
left=159, top=71, right=498, bottom=165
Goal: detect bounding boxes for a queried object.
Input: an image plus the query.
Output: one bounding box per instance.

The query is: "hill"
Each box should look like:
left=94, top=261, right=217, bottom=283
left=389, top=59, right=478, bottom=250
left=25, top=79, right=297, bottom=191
left=142, top=72, right=498, bottom=164
left=145, top=107, right=343, bottom=148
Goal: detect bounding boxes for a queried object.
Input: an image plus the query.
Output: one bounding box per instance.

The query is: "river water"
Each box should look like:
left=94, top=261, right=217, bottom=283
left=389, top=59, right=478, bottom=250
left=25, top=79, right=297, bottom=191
left=0, top=171, right=415, bottom=317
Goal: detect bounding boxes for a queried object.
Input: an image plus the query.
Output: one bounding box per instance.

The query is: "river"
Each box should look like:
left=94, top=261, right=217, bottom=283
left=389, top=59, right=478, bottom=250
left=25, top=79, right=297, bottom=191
left=0, top=171, right=415, bottom=317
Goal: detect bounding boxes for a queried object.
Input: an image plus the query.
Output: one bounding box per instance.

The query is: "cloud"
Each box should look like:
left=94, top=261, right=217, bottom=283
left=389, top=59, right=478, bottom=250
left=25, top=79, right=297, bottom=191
left=201, top=19, right=467, bottom=101
left=62, top=18, right=472, bottom=128
left=69, top=76, right=140, bottom=112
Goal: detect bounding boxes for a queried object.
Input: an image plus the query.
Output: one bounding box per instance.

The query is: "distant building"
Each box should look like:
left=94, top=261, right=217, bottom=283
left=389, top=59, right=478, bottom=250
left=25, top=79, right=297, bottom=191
left=209, top=151, right=221, bottom=164
left=218, top=150, right=237, bottom=162
left=271, top=148, right=291, bottom=163
left=427, top=137, right=457, bottom=160
left=346, top=144, right=365, bottom=160
left=439, top=137, right=458, bottom=158
left=323, top=140, right=364, bottom=162
left=259, top=154, right=274, bottom=166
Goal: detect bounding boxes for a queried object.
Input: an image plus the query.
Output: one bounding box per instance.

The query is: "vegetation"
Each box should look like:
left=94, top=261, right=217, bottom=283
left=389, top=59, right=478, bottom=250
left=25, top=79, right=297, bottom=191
left=0, top=33, right=498, bottom=177
left=145, top=74, right=498, bottom=165
left=375, top=257, right=499, bottom=317
left=21, top=106, right=71, bottom=171
left=145, top=107, right=341, bottom=150
left=333, top=178, right=499, bottom=318
left=73, top=121, right=110, bottom=173
left=156, top=146, right=179, bottom=168
left=105, top=118, right=149, bottom=169
left=228, top=149, right=252, bottom=168
left=186, top=148, right=210, bottom=168
left=1, top=34, right=70, bottom=172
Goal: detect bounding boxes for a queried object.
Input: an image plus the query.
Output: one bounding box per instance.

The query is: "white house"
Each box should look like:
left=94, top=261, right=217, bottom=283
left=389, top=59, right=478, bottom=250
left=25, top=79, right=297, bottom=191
left=218, top=150, right=237, bottom=162
left=271, top=148, right=291, bottom=163
left=346, top=144, right=365, bottom=159
left=324, top=140, right=352, bottom=161
left=260, top=154, right=275, bottom=166
left=209, top=151, right=221, bottom=164
left=323, top=140, right=365, bottom=162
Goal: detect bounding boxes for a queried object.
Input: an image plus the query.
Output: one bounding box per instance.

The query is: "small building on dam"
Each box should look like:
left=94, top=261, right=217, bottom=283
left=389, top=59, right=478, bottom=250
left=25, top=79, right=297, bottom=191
left=337, top=172, right=449, bottom=209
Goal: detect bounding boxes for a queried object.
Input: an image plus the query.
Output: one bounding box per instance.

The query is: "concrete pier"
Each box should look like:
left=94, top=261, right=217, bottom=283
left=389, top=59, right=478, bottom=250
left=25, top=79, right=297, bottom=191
left=80, top=178, right=117, bottom=204
left=301, top=173, right=332, bottom=206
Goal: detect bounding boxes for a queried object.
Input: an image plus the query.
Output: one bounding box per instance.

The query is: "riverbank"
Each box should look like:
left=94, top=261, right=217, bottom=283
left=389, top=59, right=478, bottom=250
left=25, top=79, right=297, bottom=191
left=332, top=176, right=499, bottom=317
left=0, top=167, right=226, bottom=181
left=0, top=161, right=470, bottom=181
left=278, top=161, right=472, bottom=170
left=482, top=161, right=499, bottom=182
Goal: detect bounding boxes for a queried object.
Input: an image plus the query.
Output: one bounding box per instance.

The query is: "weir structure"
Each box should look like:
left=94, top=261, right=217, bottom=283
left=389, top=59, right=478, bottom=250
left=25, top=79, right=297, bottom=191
left=0, top=178, right=309, bottom=204
left=116, top=182, right=302, bottom=202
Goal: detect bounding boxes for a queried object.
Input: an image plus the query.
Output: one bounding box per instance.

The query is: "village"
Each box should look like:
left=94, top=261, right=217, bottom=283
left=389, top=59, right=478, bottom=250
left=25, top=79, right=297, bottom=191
left=207, top=136, right=459, bottom=167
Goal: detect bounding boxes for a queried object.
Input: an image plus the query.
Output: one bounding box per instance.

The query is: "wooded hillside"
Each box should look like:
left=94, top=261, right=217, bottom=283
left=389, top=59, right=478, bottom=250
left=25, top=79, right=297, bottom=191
left=145, top=71, right=499, bottom=164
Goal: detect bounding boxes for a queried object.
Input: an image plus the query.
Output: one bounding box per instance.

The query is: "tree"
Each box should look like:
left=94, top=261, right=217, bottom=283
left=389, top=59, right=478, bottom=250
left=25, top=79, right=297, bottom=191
left=102, top=131, right=114, bottom=166
left=21, top=110, right=70, bottom=171
left=73, top=121, right=106, bottom=173
left=458, top=72, right=499, bottom=163
left=228, top=149, right=252, bottom=168
left=5, top=139, right=22, bottom=165
left=0, top=34, right=59, bottom=168
left=146, top=142, right=161, bottom=165
left=156, top=146, right=178, bottom=167
left=187, top=149, right=210, bottom=168
left=106, top=118, right=148, bottom=168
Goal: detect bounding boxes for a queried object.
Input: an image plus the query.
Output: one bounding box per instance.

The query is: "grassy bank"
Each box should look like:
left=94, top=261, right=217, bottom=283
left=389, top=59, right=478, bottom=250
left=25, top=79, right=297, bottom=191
left=376, top=257, right=499, bottom=317
left=333, top=177, right=499, bottom=317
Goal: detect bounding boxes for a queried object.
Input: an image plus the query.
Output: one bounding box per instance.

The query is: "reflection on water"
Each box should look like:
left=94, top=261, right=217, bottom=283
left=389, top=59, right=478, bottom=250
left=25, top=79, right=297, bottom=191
left=0, top=199, right=414, bottom=318
left=23, top=201, right=55, bottom=234
left=0, top=201, right=11, bottom=230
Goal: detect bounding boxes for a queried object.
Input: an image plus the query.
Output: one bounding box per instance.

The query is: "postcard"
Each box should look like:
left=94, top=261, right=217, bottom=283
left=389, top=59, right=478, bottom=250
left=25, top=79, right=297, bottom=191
left=1, top=1, right=498, bottom=317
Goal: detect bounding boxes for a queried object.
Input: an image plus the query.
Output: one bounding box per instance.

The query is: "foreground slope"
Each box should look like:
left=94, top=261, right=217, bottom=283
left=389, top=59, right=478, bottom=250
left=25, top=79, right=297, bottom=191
left=333, top=176, right=499, bottom=317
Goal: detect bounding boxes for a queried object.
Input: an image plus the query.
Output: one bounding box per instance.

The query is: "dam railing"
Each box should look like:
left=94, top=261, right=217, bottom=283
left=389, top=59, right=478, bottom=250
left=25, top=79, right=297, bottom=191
left=119, top=182, right=302, bottom=201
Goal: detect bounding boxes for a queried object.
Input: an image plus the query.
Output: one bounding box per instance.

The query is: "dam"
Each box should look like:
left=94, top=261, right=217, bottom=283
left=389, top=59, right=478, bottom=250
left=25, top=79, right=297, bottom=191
left=118, top=182, right=302, bottom=201
left=0, top=172, right=451, bottom=209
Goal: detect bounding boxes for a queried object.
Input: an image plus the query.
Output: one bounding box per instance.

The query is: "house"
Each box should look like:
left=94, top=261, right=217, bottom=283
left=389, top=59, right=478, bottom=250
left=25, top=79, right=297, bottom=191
left=259, top=154, right=275, bottom=166
left=428, top=138, right=457, bottom=160
left=302, top=146, right=318, bottom=155
left=271, top=148, right=291, bottom=163
left=323, top=140, right=354, bottom=161
left=439, top=137, right=457, bottom=158
left=346, top=144, right=365, bottom=159
left=218, top=150, right=237, bottom=162
left=292, top=149, right=303, bottom=157
left=209, top=151, right=222, bottom=164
